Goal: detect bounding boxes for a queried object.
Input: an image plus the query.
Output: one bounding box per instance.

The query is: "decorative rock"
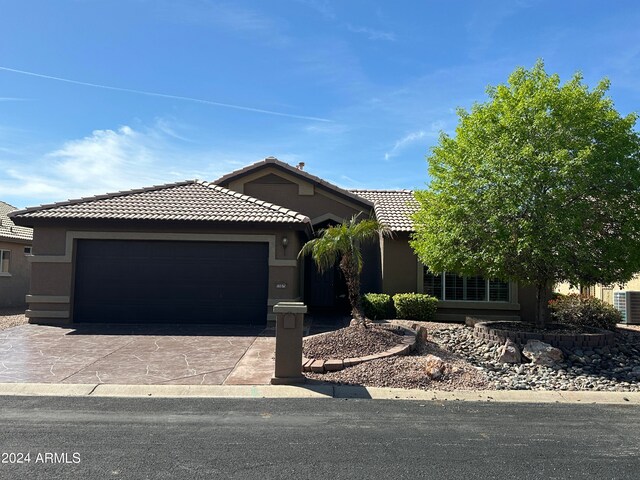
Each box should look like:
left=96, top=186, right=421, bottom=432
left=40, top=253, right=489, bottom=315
left=522, top=340, right=564, bottom=366
left=424, top=354, right=447, bottom=380
left=422, top=323, right=640, bottom=392
left=465, top=317, right=484, bottom=327
left=415, top=325, right=428, bottom=342
left=497, top=338, right=522, bottom=364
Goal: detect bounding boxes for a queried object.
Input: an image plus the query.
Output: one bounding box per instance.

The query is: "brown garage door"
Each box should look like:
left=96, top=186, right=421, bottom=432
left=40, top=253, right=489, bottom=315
left=73, top=239, right=269, bottom=325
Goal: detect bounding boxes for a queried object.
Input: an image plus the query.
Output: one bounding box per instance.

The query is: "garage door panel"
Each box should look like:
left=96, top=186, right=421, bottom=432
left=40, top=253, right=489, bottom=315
left=73, top=240, right=269, bottom=325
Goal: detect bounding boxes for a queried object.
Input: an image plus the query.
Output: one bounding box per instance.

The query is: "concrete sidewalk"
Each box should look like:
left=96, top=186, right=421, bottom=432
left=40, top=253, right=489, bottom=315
left=0, top=382, right=639, bottom=404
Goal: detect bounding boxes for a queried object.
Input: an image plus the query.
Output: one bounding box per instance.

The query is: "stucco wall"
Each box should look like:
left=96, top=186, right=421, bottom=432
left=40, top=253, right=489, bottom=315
left=0, top=239, right=31, bottom=308
left=25, top=222, right=305, bottom=324
left=245, top=181, right=365, bottom=222
left=382, top=233, right=418, bottom=295
left=379, top=233, right=540, bottom=322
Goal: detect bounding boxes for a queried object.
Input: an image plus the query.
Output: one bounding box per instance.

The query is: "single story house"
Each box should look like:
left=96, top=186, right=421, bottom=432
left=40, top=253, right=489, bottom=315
left=1, top=201, right=33, bottom=308
left=10, top=157, right=538, bottom=325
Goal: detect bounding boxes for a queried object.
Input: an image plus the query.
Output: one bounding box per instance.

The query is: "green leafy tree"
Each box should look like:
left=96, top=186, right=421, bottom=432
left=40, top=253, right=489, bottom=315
left=299, top=215, right=391, bottom=325
left=411, top=60, right=640, bottom=326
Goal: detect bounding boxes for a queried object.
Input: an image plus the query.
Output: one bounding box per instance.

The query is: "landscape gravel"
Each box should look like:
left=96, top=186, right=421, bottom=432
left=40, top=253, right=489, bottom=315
left=303, top=324, right=402, bottom=359
left=305, top=336, right=490, bottom=391
left=306, top=321, right=640, bottom=392
left=431, top=324, right=640, bottom=392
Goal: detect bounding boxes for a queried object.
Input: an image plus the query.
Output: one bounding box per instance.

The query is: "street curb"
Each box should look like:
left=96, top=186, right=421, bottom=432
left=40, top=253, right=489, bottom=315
left=0, top=383, right=639, bottom=404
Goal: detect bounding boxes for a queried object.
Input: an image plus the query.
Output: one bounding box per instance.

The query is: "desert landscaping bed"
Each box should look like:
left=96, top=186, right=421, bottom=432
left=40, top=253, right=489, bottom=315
left=302, top=323, right=417, bottom=373
left=305, top=321, right=640, bottom=392
left=303, top=324, right=404, bottom=359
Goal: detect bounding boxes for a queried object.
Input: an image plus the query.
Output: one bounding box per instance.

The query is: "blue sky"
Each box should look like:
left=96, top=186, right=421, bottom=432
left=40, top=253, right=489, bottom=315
left=1, top=0, right=639, bottom=209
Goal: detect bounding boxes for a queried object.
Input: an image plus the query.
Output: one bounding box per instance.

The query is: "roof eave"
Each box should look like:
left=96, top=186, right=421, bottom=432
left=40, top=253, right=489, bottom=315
left=8, top=180, right=197, bottom=218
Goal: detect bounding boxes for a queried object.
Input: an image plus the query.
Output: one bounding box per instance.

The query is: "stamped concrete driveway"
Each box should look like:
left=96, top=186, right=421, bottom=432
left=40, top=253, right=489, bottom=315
left=0, top=324, right=276, bottom=385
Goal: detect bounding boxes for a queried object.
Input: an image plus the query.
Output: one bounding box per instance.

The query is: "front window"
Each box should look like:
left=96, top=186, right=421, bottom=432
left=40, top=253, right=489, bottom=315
left=424, top=267, right=509, bottom=302
left=0, top=250, right=10, bottom=273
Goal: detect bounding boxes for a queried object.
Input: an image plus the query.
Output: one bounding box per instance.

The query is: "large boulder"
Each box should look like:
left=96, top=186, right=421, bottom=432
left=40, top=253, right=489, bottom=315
left=425, top=354, right=447, bottom=379
left=497, top=338, right=521, bottom=364
left=522, top=340, right=564, bottom=366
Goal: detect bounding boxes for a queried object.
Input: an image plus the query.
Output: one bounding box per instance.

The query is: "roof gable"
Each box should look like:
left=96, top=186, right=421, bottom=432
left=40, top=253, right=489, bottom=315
left=10, top=181, right=310, bottom=226
left=351, top=190, right=418, bottom=232
left=214, top=157, right=373, bottom=209
left=0, top=201, right=33, bottom=242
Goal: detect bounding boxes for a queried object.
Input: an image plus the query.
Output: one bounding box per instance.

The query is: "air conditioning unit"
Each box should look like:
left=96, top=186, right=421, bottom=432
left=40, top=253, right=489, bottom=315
left=613, top=291, right=640, bottom=324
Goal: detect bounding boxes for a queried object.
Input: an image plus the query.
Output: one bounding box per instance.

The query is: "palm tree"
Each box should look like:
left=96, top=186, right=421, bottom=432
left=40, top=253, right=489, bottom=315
left=299, top=215, right=391, bottom=326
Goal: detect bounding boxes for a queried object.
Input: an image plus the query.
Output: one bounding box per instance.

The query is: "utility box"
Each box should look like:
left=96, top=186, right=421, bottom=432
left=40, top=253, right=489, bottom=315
left=613, top=291, right=640, bottom=324
left=271, top=302, right=307, bottom=384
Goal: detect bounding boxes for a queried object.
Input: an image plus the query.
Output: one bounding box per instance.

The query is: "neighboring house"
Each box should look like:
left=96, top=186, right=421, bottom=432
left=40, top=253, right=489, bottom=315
left=0, top=201, right=33, bottom=308
left=556, top=279, right=640, bottom=306
left=10, top=157, right=538, bottom=325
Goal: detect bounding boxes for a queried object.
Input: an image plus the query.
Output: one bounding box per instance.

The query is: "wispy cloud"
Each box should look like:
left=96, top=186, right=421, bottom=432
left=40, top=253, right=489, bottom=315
left=346, top=24, right=396, bottom=42
left=384, top=123, right=444, bottom=161
left=0, top=97, right=31, bottom=102
left=49, top=126, right=159, bottom=188
left=384, top=130, right=426, bottom=160
left=0, top=122, right=259, bottom=206
left=0, top=66, right=331, bottom=122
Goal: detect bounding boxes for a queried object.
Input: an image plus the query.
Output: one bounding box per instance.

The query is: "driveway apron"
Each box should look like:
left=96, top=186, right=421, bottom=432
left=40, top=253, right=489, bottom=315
left=0, top=324, right=273, bottom=385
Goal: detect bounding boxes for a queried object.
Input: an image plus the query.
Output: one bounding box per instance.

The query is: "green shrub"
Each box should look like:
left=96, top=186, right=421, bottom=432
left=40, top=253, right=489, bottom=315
left=361, top=293, right=395, bottom=320
left=548, top=294, right=621, bottom=331
left=392, top=293, right=438, bottom=321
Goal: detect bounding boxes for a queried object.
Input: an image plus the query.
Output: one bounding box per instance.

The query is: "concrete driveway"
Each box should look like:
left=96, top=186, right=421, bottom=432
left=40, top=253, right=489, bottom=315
left=0, top=324, right=275, bottom=385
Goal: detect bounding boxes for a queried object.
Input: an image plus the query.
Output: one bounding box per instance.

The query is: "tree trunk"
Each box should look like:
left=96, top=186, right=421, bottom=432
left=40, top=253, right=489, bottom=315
left=535, top=281, right=551, bottom=327
left=340, top=253, right=363, bottom=324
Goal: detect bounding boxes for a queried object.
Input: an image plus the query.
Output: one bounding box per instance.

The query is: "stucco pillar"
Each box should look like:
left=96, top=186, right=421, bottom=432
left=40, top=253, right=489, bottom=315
left=271, top=301, right=307, bottom=385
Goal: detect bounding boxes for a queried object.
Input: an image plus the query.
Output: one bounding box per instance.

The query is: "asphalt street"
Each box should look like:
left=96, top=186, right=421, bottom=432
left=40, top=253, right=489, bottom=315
left=1, top=396, right=639, bottom=479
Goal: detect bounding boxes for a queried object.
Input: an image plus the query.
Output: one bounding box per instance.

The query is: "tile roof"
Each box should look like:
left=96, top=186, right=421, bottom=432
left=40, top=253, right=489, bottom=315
left=0, top=201, right=33, bottom=242
left=10, top=181, right=311, bottom=225
left=214, top=157, right=374, bottom=209
left=351, top=190, right=419, bottom=232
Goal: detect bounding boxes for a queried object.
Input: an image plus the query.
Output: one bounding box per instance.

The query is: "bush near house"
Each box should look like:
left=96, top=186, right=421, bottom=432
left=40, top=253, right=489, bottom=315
left=392, top=293, right=438, bottom=322
left=361, top=293, right=395, bottom=320
left=548, top=294, right=621, bottom=331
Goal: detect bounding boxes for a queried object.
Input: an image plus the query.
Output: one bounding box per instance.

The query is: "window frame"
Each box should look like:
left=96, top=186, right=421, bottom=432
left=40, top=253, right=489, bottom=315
left=422, top=268, right=510, bottom=303
left=24, top=246, right=32, bottom=256
left=0, top=249, right=10, bottom=275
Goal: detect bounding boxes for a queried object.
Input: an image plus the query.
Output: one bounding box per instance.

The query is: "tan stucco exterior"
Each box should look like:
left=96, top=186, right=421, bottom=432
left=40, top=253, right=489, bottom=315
left=375, top=232, right=536, bottom=322
left=0, top=238, right=31, bottom=308
left=18, top=160, right=541, bottom=325
left=25, top=222, right=305, bottom=324
left=380, top=233, right=418, bottom=295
